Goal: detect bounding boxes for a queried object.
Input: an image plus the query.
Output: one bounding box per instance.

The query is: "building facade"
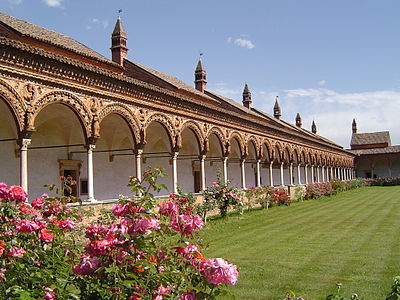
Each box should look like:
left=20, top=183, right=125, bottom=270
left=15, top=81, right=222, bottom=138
left=0, top=13, right=355, bottom=201
left=350, top=119, right=400, bottom=178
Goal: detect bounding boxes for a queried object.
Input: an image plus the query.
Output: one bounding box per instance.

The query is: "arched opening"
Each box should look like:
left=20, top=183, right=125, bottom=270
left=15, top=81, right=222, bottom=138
left=293, top=149, right=300, bottom=184
left=228, top=137, right=242, bottom=188
left=179, top=127, right=201, bottom=193
left=272, top=145, right=282, bottom=186
left=283, top=148, right=291, bottom=185
left=205, top=132, right=224, bottom=187
left=143, top=121, right=173, bottom=195
left=30, top=103, right=86, bottom=199
left=261, top=143, right=272, bottom=186
left=0, top=98, right=19, bottom=185
left=95, top=114, right=137, bottom=200
left=245, top=140, right=258, bottom=188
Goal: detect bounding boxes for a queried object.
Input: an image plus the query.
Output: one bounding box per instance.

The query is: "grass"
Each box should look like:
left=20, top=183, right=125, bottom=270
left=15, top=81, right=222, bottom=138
left=201, top=186, right=400, bottom=299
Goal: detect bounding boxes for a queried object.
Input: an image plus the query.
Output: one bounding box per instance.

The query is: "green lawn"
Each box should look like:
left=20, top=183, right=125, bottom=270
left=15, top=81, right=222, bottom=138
left=201, top=186, right=400, bottom=299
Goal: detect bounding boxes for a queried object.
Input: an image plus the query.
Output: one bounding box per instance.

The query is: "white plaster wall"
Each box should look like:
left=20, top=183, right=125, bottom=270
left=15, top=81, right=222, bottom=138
left=93, top=152, right=135, bottom=200
left=260, top=165, right=269, bottom=186
left=272, top=168, right=280, bottom=186
left=244, top=163, right=256, bottom=188
left=142, top=157, right=172, bottom=195
left=227, top=161, right=241, bottom=188
left=177, top=158, right=194, bottom=194
left=205, top=159, right=222, bottom=188
left=0, top=100, right=19, bottom=186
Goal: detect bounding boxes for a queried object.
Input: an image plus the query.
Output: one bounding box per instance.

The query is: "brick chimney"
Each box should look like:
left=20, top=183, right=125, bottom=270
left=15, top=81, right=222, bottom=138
left=194, top=58, right=207, bottom=92
left=111, top=17, right=128, bottom=65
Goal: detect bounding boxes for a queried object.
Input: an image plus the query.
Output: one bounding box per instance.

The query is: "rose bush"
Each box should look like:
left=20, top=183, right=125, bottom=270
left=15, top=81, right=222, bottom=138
left=0, top=168, right=238, bottom=299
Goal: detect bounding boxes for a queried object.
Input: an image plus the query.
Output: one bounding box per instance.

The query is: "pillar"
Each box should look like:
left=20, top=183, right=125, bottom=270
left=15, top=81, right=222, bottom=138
left=304, top=164, right=308, bottom=184
left=172, top=152, right=178, bottom=194
left=240, top=158, right=246, bottom=189
left=280, top=162, right=284, bottom=186
left=289, top=162, right=294, bottom=186
left=311, top=165, right=314, bottom=183
left=20, top=138, right=31, bottom=194
left=222, top=156, right=228, bottom=185
left=322, top=166, right=325, bottom=182
left=297, top=164, right=302, bottom=185
left=200, top=155, right=206, bottom=191
left=87, top=144, right=96, bottom=202
left=135, top=149, right=143, bottom=182
left=256, top=159, right=261, bottom=188
left=269, top=161, right=274, bottom=186
left=317, top=165, right=320, bottom=182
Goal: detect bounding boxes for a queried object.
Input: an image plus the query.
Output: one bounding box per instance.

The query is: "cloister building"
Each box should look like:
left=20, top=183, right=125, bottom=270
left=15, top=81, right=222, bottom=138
left=350, top=119, right=400, bottom=178
left=0, top=13, right=355, bottom=201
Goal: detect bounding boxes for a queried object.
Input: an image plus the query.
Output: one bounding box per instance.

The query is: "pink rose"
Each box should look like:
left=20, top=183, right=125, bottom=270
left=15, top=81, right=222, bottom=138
left=158, top=201, right=179, bottom=218
left=39, top=228, right=54, bottom=243
left=16, top=219, right=39, bottom=233
left=202, top=258, right=238, bottom=285
left=171, top=215, right=203, bottom=236
left=43, top=287, right=56, bottom=300
left=8, top=185, right=28, bottom=203
left=73, top=256, right=101, bottom=275
left=0, top=183, right=9, bottom=201
left=178, top=291, right=197, bottom=300
left=8, top=247, right=25, bottom=257
left=54, top=218, right=75, bottom=231
left=31, top=198, right=45, bottom=209
left=131, top=217, right=160, bottom=234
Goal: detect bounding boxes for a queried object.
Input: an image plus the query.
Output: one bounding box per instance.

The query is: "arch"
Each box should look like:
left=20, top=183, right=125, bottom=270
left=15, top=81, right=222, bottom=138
left=0, top=78, right=26, bottom=131
left=246, top=135, right=261, bottom=158
left=228, top=131, right=245, bottom=157
left=143, top=113, right=175, bottom=150
left=261, top=139, right=273, bottom=161
left=300, top=150, right=307, bottom=164
left=292, top=147, right=300, bottom=163
left=283, top=146, right=292, bottom=163
left=98, top=103, right=140, bottom=147
left=274, top=141, right=283, bottom=162
left=181, top=120, right=204, bottom=153
left=206, top=126, right=226, bottom=155
left=32, top=91, right=91, bottom=140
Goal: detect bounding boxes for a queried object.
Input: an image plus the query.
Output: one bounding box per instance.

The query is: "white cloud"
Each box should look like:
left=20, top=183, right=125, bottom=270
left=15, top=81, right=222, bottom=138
left=42, top=0, right=63, bottom=7
left=227, top=37, right=255, bottom=49
left=318, top=80, right=327, bottom=86
left=234, top=38, right=255, bottom=49
left=281, top=88, right=400, bottom=147
left=86, top=18, right=109, bottom=30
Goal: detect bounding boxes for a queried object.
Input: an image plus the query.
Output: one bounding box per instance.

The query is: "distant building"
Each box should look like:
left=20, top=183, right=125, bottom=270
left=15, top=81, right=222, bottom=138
left=350, top=119, right=400, bottom=178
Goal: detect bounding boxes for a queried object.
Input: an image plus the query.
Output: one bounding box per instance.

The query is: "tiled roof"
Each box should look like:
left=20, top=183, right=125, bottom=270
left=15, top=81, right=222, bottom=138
left=350, top=145, right=400, bottom=155
left=126, top=60, right=220, bottom=103
left=0, top=13, right=113, bottom=64
left=351, top=131, right=391, bottom=146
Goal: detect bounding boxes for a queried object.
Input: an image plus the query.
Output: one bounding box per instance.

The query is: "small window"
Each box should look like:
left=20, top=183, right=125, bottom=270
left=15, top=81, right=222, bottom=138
left=80, top=179, right=88, bottom=195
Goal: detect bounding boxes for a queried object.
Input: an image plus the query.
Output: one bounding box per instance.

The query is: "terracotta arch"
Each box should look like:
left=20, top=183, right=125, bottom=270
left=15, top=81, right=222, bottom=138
left=261, top=139, right=273, bottom=162
left=283, top=146, right=292, bottom=163
left=98, top=103, right=140, bottom=147
left=206, top=126, right=226, bottom=155
left=143, top=113, right=175, bottom=150
left=228, top=131, right=245, bottom=157
left=32, top=91, right=91, bottom=141
left=246, top=135, right=260, bottom=159
left=292, top=148, right=300, bottom=163
left=300, top=150, right=307, bottom=164
left=274, top=141, right=283, bottom=162
left=0, top=78, right=26, bottom=132
left=181, top=120, right=204, bottom=154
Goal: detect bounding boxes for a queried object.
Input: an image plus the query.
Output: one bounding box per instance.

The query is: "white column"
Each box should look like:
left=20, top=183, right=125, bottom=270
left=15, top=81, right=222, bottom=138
left=200, top=155, right=206, bottom=191
left=20, top=138, right=31, bottom=195
left=297, top=164, right=302, bottom=185
left=330, top=166, right=333, bottom=180
left=322, top=166, right=325, bottom=182
left=269, top=161, right=274, bottom=186
left=289, top=163, right=294, bottom=186
left=87, top=144, right=96, bottom=202
left=222, top=156, right=228, bottom=185
left=317, top=166, right=320, bottom=182
left=280, top=162, right=284, bottom=186
left=240, top=158, right=246, bottom=189
left=256, top=159, right=261, bottom=188
left=311, top=165, right=314, bottom=183
left=172, top=152, right=178, bottom=194
left=304, top=164, right=309, bottom=184
left=135, top=149, right=143, bottom=182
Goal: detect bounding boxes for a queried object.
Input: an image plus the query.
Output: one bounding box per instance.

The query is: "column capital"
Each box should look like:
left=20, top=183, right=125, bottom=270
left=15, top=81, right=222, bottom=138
left=171, top=151, right=179, bottom=158
left=19, top=138, right=31, bottom=150
left=135, top=148, right=144, bottom=155
left=87, top=144, right=96, bottom=151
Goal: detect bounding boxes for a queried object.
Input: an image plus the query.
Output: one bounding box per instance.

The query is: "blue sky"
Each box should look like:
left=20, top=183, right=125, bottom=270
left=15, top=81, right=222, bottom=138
left=3, top=0, right=400, bottom=147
